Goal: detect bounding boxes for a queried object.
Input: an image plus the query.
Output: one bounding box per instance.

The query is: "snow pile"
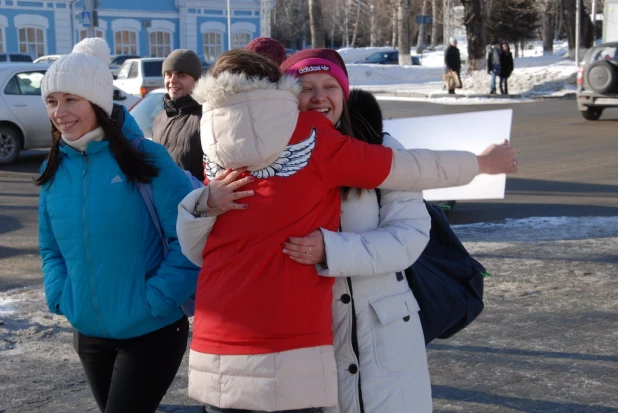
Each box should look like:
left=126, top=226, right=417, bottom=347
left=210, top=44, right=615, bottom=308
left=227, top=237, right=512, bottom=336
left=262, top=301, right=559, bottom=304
left=337, top=40, right=578, bottom=98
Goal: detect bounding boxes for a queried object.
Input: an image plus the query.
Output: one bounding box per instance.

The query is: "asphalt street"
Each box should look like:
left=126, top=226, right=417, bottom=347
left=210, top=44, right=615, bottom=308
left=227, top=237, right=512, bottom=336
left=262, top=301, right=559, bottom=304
left=0, top=99, right=617, bottom=412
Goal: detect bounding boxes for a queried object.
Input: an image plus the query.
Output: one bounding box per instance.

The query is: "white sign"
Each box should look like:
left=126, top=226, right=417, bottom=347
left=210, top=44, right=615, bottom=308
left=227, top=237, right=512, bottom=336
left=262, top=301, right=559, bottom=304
left=383, top=109, right=513, bottom=201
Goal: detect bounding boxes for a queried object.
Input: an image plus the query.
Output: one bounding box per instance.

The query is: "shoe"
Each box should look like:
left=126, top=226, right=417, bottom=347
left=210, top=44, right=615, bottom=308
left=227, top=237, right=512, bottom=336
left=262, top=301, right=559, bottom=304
left=490, top=90, right=496, bottom=95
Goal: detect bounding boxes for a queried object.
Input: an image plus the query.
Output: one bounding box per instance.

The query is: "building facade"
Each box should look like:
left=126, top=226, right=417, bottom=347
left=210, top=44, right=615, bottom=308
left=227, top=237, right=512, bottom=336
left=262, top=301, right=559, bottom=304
left=0, top=0, right=261, bottom=61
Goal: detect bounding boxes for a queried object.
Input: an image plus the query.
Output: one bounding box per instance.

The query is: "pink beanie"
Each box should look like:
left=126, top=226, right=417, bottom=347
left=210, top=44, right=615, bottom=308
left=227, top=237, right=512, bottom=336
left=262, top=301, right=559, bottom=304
left=280, top=48, right=350, bottom=99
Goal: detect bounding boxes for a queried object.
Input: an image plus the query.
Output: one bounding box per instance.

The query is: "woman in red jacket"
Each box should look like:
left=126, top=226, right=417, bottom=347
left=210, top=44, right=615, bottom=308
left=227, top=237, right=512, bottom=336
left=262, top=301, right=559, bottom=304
left=177, top=49, right=517, bottom=413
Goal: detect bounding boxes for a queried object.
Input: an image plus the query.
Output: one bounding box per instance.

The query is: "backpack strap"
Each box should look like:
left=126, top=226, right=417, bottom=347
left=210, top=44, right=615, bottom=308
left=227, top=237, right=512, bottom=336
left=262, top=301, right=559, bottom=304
left=131, top=137, right=170, bottom=258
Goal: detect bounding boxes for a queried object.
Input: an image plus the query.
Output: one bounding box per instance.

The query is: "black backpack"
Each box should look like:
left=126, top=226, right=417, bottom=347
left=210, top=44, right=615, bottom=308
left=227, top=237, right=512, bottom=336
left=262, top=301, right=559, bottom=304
left=400, top=201, right=486, bottom=345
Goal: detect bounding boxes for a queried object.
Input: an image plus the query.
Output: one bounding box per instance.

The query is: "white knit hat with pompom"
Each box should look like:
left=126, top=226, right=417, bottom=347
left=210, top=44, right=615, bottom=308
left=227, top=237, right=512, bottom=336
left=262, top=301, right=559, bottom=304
left=41, top=38, right=114, bottom=116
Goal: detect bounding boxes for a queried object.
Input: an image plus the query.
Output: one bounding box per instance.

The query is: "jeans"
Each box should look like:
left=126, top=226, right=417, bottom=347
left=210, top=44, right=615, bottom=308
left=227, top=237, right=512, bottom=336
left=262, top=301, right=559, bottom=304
left=490, top=70, right=498, bottom=92
left=74, top=316, right=189, bottom=413
left=499, top=76, right=509, bottom=94
left=203, top=406, right=324, bottom=413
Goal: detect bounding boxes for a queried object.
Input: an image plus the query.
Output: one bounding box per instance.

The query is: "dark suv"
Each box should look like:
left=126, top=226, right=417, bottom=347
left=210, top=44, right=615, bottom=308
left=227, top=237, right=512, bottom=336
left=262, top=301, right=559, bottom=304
left=355, top=51, right=421, bottom=65
left=577, top=42, right=618, bottom=120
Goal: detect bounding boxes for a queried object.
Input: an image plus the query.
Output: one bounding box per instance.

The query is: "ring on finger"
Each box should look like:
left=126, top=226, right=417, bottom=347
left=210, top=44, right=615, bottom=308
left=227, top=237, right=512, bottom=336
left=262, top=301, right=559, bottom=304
left=305, top=246, right=312, bottom=255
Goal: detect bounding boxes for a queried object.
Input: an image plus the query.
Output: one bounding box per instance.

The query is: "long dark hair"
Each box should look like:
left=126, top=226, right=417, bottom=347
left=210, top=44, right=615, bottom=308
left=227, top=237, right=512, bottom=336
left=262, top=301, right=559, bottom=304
left=36, top=103, right=159, bottom=187
left=337, top=89, right=384, bottom=200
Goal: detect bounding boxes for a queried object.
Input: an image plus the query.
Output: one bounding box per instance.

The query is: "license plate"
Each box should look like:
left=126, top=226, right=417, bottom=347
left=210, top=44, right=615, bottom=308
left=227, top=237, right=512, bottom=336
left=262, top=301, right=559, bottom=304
left=594, top=98, right=618, bottom=105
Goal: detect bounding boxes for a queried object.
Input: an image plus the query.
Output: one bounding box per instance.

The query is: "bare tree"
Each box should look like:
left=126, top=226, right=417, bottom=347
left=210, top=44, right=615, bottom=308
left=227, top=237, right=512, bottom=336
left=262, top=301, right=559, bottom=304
left=392, top=0, right=399, bottom=47
left=369, top=0, right=378, bottom=45
left=309, top=0, right=326, bottom=47
left=416, top=0, right=429, bottom=52
left=431, top=0, right=439, bottom=48
left=562, top=0, right=594, bottom=57
left=351, top=0, right=363, bottom=46
left=398, top=0, right=412, bottom=64
left=461, top=0, right=488, bottom=71
left=538, top=0, right=557, bottom=55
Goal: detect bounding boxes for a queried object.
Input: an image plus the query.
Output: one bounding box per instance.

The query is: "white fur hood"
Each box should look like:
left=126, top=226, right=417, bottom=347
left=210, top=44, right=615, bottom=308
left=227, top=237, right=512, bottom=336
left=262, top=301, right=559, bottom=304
left=192, top=72, right=302, bottom=172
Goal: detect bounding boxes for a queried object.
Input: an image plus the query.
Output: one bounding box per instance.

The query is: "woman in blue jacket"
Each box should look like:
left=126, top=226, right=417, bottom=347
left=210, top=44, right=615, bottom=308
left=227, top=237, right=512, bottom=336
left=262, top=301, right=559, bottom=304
left=36, top=38, right=198, bottom=413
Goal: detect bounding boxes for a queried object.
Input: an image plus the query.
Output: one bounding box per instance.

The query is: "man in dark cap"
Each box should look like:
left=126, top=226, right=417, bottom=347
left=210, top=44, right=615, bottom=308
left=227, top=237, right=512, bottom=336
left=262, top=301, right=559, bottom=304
left=152, top=49, right=204, bottom=180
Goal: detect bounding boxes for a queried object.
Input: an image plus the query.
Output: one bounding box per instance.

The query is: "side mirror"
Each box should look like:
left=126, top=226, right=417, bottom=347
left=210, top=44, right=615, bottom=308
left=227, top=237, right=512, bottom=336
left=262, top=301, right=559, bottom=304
left=113, top=89, right=126, bottom=101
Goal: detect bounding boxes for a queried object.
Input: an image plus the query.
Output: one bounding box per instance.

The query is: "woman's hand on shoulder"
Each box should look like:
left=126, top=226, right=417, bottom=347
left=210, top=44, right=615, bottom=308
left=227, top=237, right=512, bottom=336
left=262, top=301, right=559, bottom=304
left=477, top=139, right=518, bottom=175
left=206, top=168, right=255, bottom=213
left=282, top=230, right=326, bottom=265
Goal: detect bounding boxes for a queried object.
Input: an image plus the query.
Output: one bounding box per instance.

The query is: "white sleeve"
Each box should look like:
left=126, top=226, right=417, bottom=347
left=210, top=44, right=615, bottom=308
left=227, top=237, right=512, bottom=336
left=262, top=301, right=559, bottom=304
left=177, top=187, right=217, bottom=267
left=317, top=135, right=431, bottom=277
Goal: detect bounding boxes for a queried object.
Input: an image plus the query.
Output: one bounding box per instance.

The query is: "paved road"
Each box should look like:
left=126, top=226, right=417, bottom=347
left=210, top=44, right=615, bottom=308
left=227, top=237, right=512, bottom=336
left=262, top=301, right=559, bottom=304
left=1, top=99, right=617, bottom=412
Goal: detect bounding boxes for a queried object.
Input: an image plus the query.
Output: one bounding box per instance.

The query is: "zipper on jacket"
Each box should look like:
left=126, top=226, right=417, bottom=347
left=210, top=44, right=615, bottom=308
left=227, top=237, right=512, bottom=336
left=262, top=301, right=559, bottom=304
left=346, top=277, right=365, bottom=413
left=81, top=153, right=109, bottom=337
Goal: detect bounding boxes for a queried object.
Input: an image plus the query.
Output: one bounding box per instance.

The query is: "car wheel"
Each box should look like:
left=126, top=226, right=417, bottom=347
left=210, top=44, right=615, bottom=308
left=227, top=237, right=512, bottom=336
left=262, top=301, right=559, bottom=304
left=581, top=107, right=603, bottom=121
left=585, top=60, right=618, bottom=94
left=0, top=125, right=23, bottom=165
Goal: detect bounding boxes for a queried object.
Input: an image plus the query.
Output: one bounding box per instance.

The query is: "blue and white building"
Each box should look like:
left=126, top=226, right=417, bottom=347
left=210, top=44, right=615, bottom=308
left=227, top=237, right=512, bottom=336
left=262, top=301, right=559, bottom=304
left=0, top=0, right=262, bottom=61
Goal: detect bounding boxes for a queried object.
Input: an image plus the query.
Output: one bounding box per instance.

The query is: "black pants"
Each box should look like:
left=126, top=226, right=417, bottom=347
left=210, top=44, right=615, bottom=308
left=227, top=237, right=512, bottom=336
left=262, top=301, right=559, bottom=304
left=203, top=406, right=324, bottom=413
left=499, top=76, right=509, bottom=94
left=74, top=316, right=189, bottom=413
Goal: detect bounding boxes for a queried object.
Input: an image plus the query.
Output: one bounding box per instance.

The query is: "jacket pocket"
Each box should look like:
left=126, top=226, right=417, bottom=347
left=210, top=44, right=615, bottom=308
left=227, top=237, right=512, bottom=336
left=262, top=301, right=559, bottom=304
left=59, top=278, right=73, bottom=321
left=368, top=289, right=426, bottom=374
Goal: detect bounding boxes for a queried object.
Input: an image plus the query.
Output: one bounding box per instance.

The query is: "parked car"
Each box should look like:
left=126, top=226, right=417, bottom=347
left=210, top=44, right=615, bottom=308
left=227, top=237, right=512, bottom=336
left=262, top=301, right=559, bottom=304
left=0, top=63, right=139, bottom=165
left=355, top=51, right=421, bottom=65
left=109, top=54, right=141, bottom=78
left=129, top=88, right=166, bottom=139
left=576, top=42, right=618, bottom=120
left=33, top=54, right=66, bottom=64
left=0, top=53, right=34, bottom=63
left=113, top=58, right=165, bottom=97
left=197, top=55, right=212, bottom=72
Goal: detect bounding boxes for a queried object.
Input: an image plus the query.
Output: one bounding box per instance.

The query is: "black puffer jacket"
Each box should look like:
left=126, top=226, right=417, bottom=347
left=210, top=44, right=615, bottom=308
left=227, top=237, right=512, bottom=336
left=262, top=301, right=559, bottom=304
left=499, top=51, right=514, bottom=78
left=152, top=94, right=204, bottom=180
left=444, top=45, right=461, bottom=72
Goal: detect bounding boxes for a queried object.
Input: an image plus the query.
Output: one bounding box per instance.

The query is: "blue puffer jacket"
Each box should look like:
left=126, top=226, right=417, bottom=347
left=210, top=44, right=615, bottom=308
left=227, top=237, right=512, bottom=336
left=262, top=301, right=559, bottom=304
left=38, top=107, right=199, bottom=339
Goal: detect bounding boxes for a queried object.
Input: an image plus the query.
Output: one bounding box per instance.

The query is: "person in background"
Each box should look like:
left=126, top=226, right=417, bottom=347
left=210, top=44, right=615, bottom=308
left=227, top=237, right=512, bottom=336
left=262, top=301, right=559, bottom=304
left=283, top=88, right=433, bottom=412
left=444, top=36, right=462, bottom=94
left=152, top=49, right=204, bottom=181
left=244, top=36, right=288, bottom=66
left=499, top=42, right=514, bottom=95
left=487, top=40, right=502, bottom=94
left=37, top=38, right=198, bottom=413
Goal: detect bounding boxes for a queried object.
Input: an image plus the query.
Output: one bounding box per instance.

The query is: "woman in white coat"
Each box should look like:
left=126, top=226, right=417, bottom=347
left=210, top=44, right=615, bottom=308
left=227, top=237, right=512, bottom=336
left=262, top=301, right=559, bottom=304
left=283, top=89, right=433, bottom=413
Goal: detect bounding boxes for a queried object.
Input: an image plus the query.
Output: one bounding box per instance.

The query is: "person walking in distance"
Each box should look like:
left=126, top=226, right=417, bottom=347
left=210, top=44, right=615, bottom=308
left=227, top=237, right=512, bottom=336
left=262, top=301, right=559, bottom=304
left=152, top=49, right=204, bottom=181
left=487, top=40, right=503, bottom=94
left=37, top=38, right=198, bottom=413
left=444, top=37, right=462, bottom=94
left=499, top=42, right=514, bottom=95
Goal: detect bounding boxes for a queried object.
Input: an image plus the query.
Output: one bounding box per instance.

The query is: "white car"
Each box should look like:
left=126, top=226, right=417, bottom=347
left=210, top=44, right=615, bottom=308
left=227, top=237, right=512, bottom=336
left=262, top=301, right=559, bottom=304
left=33, top=54, right=66, bottom=64
left=0, top=63, right=139, bottom=164
left=129, top=88, right=166, bottom=139
left=113, top=58, right=165, bottom=97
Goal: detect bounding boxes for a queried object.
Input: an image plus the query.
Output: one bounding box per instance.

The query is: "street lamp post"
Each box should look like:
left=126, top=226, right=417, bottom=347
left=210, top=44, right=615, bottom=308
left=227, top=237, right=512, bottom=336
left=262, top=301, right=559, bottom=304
left=575, top=0, right=581, bottom=66
left=227, top=0, right=232, bottom=50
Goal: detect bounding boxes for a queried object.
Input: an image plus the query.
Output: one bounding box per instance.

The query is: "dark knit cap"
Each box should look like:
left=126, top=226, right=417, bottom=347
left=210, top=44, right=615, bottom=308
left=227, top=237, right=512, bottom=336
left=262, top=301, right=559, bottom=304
left=280, top=48, right=350, bottom=99
left=244, top=37, right=287, bottom=66
left=162, top=49, right=202, bottom=80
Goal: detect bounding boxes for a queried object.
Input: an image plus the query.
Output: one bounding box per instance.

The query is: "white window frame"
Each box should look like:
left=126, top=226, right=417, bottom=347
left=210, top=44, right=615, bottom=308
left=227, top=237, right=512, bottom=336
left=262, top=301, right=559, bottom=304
left=201, top=22, right=225, bottom=62
left=0, top=15, right=7, bottom=54
left=79, top=28, right=104, bottom=41
left=147, top=21, right=174, bottom=58
left=14, top=14, right=49, bottom=59
left=232, top=32, right=251, bottom=49
left=111, top=19, right=141, bottom=56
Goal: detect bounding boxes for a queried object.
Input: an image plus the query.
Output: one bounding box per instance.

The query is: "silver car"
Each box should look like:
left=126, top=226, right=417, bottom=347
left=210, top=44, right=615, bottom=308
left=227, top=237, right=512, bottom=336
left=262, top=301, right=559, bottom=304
left=0, top=63, right=138, bottom=165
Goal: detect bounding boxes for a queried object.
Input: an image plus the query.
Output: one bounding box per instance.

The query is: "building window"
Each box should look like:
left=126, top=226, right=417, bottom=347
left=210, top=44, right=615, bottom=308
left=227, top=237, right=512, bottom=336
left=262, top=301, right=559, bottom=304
left=79, top=29, right=103, bottom=41
left=203, top=32, right=222, bottom=62
left=149, top=31, right=171, bottom=57
left=232, top=32, right=250, bottom=49
left=114, top=30, right=137, bottom=55
left=18, top=27, right=45, bottom=59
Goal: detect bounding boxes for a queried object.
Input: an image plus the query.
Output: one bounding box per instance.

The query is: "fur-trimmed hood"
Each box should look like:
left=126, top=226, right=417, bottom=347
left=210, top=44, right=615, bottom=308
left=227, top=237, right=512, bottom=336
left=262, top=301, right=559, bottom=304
left=192, top=72, right=302, bottom=172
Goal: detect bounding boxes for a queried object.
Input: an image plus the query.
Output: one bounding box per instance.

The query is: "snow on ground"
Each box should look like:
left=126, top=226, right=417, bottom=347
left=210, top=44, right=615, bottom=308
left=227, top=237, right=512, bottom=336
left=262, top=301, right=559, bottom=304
left=337, top=40, right=579, bottom=100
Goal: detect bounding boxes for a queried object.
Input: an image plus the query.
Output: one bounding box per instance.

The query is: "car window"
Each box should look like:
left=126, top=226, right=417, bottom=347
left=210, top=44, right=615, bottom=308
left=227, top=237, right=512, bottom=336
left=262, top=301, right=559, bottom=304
left=0, top=55, right=6, bottom=62
left=389, top=53, right=398, bottom=61
left=130, top=92, right=165, bottom=138
left=111, top=55, right=140, bottom=66
left=4, top=71, right=45, bottom=95
left=116, top=62, right=131, bottom=79
left=591, top=47, right=618, bottom=62
left=10, top=54, right=33, bottom=62
left=142, top=61, right=163, bottom=78
left=128, top=62, right=139, bottom=79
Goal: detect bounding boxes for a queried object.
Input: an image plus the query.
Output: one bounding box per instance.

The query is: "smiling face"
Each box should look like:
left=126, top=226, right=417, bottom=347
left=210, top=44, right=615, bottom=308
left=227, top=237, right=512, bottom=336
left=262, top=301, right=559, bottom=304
left=164, top=71, right=196, bottom=100
left=297, top=72, right=344, bottom=125
left=45, top=92, right=98, bottom=141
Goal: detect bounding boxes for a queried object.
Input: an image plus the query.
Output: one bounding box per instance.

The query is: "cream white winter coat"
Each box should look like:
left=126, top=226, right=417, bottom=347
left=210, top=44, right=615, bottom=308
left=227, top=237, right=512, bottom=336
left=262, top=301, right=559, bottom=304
left=319, top=134, right=432, bottom=413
